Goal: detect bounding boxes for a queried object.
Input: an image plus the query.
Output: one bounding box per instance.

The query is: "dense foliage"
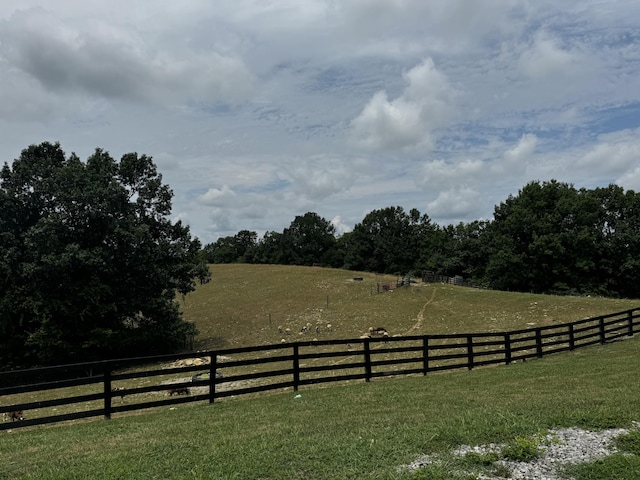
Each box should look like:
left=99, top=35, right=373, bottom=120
left=0, top=142, right=210, bottom=369
left=203, top=180, right=640, bottom=299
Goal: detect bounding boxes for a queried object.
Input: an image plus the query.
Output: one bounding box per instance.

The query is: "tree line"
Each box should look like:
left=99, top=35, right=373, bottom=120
left=203, top=180, right=640, bottom=299
left=2, top=141, right=639, bottom=369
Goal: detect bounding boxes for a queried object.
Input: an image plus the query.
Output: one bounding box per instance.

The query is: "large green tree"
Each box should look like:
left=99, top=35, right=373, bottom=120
left=203, top=230, right=258, bottom=264
left=0, top=142, right=210, bottom=369
left=343, top=206, right=433, bottom=274
left=484, top=180, right=603, bottom=295
left=590, top=185, right=640, bottom=297
left=279, top=212, right=337, bottom=266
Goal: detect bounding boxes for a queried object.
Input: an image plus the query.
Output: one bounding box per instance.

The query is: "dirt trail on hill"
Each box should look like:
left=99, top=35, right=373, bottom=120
left=330, top=287, right=437, bottom=366
left=402, top=287, right=436, bottom=336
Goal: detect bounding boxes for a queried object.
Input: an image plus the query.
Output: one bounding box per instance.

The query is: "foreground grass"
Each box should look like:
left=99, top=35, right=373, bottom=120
left=2, top=335, right=639, bottom=480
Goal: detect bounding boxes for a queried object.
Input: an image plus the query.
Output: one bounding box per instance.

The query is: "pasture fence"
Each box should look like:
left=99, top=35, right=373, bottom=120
left=1, top=307, right=639, bottom=430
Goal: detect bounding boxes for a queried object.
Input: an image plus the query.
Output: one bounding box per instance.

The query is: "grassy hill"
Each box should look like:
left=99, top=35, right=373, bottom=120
left=181, top=264, right=639, bottom=349
left=2, top=264, right=640, bottom=479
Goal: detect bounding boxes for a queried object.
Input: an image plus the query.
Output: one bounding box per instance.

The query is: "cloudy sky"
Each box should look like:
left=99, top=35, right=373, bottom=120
left=2, top=1, right=640, bottom=244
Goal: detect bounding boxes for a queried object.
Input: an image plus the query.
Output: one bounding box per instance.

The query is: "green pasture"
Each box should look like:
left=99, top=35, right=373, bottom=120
left=2, top=265, right=640, bottom=479
left=182, top=264, right=638, bottom=349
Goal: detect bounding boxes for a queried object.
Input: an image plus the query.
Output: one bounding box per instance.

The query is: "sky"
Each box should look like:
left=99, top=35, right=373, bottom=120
left=1, top=1, right=640, bottom=244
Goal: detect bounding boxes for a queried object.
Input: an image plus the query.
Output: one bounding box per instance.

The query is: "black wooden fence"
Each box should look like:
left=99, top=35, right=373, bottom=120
left=2, top=307, right=639, bottom=430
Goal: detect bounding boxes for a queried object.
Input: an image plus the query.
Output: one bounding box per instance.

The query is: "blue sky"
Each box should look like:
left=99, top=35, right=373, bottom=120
left=1, top=1, right=640, bottom=244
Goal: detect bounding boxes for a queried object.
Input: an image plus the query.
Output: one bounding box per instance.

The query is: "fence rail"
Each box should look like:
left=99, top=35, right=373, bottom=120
left=2, top=307, right=639, bottom=430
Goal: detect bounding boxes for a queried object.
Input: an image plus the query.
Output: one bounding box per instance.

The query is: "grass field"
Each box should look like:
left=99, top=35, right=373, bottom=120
left=181, top=264, right=639, bottom=349
left=2, top=264, right=640, bottom=479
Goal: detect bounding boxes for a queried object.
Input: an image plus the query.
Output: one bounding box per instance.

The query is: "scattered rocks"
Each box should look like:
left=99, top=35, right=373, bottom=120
left=400, top=424, right=637, bottom=480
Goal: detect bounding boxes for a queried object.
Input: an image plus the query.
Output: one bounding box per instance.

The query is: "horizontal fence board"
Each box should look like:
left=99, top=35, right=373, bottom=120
left=113, top=364, right=208, bottom=381
left=0, top=409, right=104, bottom=431
left=299, top=362, right=365, bottom=374
left=371, top=358, right=422, bottom=368
left=0, top=375, right=103, bottom=396
left=299, top=373, right=367, bottom=386
left=221, top=354, right=295, bottom=369
left=214, top=381, right=296, bottom=398
left=111, top=393, right=210, bottom=413
left=0, top=392, right=105, bottom=414
left=2, top=307, right=639, bottom=430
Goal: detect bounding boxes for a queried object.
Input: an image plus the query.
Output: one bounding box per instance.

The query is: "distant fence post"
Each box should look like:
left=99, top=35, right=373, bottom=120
left=103, top=364, right=112, bottom=420
left=466, top=335, right=474, bottom=370
left=535, top=328, right=543, bottom=358
left=209, top=353, right=217, bottom=404
left=422, top=337, right=429, bottom=375
left=504, top=333, right=511, bottom=364
left=293, top=345, right=300, bottom=391
left=364, top=339, right=372, bottom=382
left=628, top=310, right=634, bottom=337
left=568, top=323, right=575, bottom=350
left=599, top=316, right=606, bottom=344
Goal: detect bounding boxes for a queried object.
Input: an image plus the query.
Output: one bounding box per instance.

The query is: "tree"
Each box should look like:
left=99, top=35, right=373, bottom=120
left=429, top=220, right=490, bottom=282
left=203, top=236, right=238, bottom=264
left=248, top=230, right=284, bottom=264
left=202, top=230, right=258, bottom=264
left=590, top=185, right=640, bottom=297
left=280, top=212, right=337, bottom=266
left=234, top=230, right=258, bottom=262
left=484, top=180, right=601, bottom=294
left=0, top=142, right=210, bottom=369
left=343, top=206, right=433, bottom=274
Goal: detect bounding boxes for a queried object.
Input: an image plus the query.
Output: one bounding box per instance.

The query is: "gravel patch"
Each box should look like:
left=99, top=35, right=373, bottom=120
left=400, top=424, right=637, bottom=479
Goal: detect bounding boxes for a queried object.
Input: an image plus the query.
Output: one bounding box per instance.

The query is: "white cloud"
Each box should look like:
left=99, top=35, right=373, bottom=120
left=426, top=186, right=483, bottom=219
left=330, top=215, right=352, bottom=235
left=617, top=167, right=640, bottom=192
left=498, top=133, right=536, bottom=177
left=578, top=129, right=640, bottom=175
left=2, top=1, right=640, bottom=243
left=289, top=162, right=355, bottom=201
left=350, top=58, right=455, bottom=152
left=0, top=7, right=255, bottom=110
left=199, top=185, right=238, bottom=207
left=519, top=31, right=586, bottom=79
left=504, top=134, right=537, bottom=162
left=418, top=159, right=485, bottom=191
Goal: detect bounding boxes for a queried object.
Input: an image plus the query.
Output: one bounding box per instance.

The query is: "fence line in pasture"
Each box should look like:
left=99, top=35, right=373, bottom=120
left=2, top=307, right=639, bottom=430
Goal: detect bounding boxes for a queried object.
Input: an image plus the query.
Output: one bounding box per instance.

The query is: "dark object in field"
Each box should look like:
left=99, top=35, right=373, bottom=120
left=111, top=386, right=126, bottom=401
left=4, top=410, right=24, bottom=422
left=167, top=387, right=190, bottom=396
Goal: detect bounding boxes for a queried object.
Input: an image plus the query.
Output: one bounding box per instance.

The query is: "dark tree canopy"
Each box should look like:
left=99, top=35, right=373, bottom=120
left=203, top=230, right=258, bottom=264
left=484, top=180, right=640, bottom=296
left=0, top=142, right=210, bottom=369
left=280, top=212, right=337, bottom=266
left=343, top=206, right=434, bottom=274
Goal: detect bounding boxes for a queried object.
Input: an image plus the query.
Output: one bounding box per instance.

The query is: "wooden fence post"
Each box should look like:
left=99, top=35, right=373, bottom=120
left=504, top=333, right=511, bottom=365
left=535, top=328, right=543, bottom=358
left=103, top=365, right=112, bottom=420
left=568, top=323, right=575, bottom=350
left=422, top=337, right=429, bottom=375
left=209, top=353, right=217, bottom=404
left=599, top=316, right=606, bottom=344
left=364, top=339, right=372, bottom=382
left=293, top=345, right=300, bottom=391
left=466, top=335, right=474, bottom=370
left=628, top=310, right=634, bottom=337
